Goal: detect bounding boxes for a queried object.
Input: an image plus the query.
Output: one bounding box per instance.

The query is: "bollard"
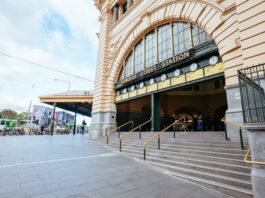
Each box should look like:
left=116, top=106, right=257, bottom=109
left=158, top=135, right=160, bottom=150
left=239, top=128, right=244, bottom=150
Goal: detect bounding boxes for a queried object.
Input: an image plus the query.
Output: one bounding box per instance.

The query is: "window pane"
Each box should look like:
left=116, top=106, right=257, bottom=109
left=135, top=40, right=143, bottom=73
left=191, top=24, right=210, bottom=46
left=158, top=24, right=171, bottom=62
left=145, top=31, right=156, bottom=67
left=173, top=22, right=190, bottom=55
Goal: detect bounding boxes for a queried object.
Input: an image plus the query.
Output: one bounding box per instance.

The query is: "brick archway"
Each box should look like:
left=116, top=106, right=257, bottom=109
left=108, top=1, right=240, bottom=86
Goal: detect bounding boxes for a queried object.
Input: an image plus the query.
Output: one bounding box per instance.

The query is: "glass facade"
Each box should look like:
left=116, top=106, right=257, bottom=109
left=120, top=22, right=210, bottom=80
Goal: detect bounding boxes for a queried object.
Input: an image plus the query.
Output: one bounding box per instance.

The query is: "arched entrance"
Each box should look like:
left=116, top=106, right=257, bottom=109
left=114, top=21, right=227, bottom=132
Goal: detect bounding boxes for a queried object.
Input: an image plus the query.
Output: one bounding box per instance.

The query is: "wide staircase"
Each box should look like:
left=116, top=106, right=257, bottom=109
left=95, top=131, right=252, bottom=198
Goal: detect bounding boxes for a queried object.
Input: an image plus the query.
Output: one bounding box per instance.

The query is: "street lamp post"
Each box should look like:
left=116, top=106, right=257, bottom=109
left=53, top=79, right=71, bottom=92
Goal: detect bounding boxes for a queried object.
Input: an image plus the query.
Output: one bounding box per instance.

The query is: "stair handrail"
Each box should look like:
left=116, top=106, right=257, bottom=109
left=222, top=117, right=245, bottom=149
left=119, top=118, right=152, bottom=152
left=244, top=148, right=265, bottom=165
left=106, top=120, right=133, bottom=144
left=223, top=117, right=265, bottom=165
left=143, top=117, right=185, bottom=160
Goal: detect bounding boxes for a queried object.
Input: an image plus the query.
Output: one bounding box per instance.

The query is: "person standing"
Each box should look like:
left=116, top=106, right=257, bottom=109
left=81, top=119, right=87, bottom=135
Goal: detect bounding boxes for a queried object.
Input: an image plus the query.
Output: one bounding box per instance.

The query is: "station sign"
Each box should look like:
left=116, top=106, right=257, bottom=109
left=120, top=50, right=191, bottom=85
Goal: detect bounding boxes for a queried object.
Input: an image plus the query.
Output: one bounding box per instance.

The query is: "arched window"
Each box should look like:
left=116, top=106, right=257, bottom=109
left=118, top=22, right=211, bottom=81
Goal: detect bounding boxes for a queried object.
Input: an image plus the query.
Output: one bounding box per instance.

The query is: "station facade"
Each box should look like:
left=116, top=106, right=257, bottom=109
left=91, top=0, right=265, bottom=140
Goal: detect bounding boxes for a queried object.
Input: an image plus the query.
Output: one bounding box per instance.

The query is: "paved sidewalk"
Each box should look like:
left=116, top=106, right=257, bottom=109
left=0, top=135, right=230, bottom=198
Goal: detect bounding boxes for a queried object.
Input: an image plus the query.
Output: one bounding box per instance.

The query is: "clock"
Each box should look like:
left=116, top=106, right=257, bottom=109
left=174, top=69, right=181, bottom=77
left=140, top=82, right=144, bottom=88
left=209, top=56, right=219, bottom=65
left=161, top=74, right=167, bottom=81
left=149, top=78, right=155, bottom=85
left=190, top=63, right=198, bottom=72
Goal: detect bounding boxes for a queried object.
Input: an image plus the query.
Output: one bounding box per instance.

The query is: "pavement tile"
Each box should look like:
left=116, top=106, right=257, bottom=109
left=0, top=135, right=231, bottom=198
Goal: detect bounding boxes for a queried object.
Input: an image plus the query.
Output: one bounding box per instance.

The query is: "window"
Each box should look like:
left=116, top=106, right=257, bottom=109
left=123, top=2, right=127, bottom=14
left=118, top=22, right=212, bottom=82
left=145, top=31, right=157, bottom=67
left=173, top=22, right=190, bottom=55
left=134, top=40, right=144, bottom=73
left=192, top=24, right=209, bottom=46
left=158, top=25, right=171, bottom=62
left=124, top=52, right=134, bottom=78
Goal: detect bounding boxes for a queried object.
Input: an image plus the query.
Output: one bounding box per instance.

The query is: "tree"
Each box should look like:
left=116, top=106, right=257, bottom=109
left=17, top=112, right=30, bottom=123
left=0, top=109, right=18, bottom=119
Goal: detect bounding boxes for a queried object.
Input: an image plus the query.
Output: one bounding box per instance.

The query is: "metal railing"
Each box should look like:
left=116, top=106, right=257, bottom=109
left=106, top=121, right=133, bottom=144
left=238, top=65, right=265, bottom=123
left=143, top=117, right=185, bottom=160
left=119, top=118, right=151, bottom=152
left=244, top=148, right=265, bottom=165
left=222, top=118, right=245, bottom=150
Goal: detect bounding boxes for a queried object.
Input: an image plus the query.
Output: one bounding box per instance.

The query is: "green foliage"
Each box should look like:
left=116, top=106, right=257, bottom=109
left=0, top=109, right=18, bottom=119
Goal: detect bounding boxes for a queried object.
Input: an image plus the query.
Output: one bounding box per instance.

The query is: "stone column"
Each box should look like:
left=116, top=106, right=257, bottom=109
left=151, top=93, right=160, bottom=131
left=245, top=123, right=265, bottom=198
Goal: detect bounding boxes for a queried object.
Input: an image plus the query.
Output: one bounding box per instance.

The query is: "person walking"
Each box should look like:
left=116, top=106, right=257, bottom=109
left=81, top=119, right=87, bottom=135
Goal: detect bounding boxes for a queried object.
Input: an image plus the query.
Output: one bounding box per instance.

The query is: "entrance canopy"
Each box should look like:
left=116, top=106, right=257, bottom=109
left=39, top=90, right=93, bottom=117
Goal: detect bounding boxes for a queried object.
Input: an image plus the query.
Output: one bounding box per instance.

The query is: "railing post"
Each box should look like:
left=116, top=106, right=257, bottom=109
left=144, top=148, right=146, bottom=160
left=239, top=128, right=244, bottom=150
left=173, top=123, right=176, bottom=138
left=107, top=136, right=109, bottom=144
left=120, top=139, right=122, bottom=152
left=224, top=123, right=228, bottom=140
left=158, top=134, right=160, bottom=150
left=118, top=128, right=120, bottom=138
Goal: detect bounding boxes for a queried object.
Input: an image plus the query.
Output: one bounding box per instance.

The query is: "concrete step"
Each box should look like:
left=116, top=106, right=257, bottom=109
left=94, top=131, right=252, bottom=198
left=107, top=142, right=247, bottom=160
left=107, top=145, right=251, bottom=172
left=146, top=161, right=252, bottom=197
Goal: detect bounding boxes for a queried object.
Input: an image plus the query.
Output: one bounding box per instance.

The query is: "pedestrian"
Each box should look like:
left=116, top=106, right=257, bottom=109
left=40, top=125, right=44, bottom=135
left=81, top=119, right=87, bottom=135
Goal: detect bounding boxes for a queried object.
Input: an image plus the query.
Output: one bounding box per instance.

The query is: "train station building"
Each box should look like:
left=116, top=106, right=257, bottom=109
left=91, top=0, right=265, bottom=140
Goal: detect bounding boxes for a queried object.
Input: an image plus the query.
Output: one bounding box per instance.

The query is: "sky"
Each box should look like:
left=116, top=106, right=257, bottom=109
left=0, top=0, right=100, bottom=124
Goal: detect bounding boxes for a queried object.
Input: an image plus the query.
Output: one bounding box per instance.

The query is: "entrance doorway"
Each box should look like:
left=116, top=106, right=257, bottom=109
left=116, top=77, right=227, bottom=132
left=160, top=77, right=227, bottom=131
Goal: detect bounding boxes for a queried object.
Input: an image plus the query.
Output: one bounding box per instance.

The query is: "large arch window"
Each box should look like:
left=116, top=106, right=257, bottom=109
left=158, top=25, right=172, bottom=62
left=135, top=40, right=144, bottom=73
left=125, top=52, right=134, bottom=78
left=119, top=22, right=211, bottom=81
left=173, top=22, right=190, bottom=55
left=192, top=24, right=209, bottom=46
left=145, top=31, right=157, bottom=67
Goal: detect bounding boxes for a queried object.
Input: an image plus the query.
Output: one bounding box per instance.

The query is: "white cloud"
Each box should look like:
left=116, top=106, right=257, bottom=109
left=0, top=0, right=100, bottom=117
